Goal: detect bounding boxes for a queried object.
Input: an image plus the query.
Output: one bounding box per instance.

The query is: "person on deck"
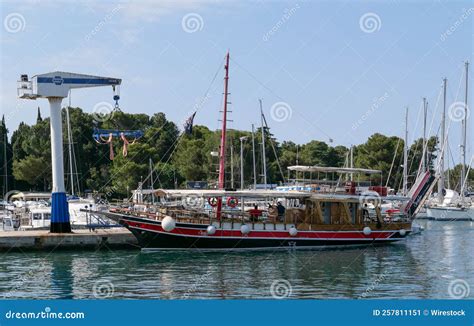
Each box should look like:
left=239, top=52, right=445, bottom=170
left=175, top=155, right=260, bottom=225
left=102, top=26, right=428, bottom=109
left=362, top=203, right=370, bottom=223
left=277, top=201, right=286, bottom=222
left=249, top=205, right=262, bottom=222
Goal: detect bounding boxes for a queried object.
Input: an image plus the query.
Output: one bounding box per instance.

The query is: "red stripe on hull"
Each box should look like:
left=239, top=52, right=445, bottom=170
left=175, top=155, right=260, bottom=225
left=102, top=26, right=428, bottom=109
left=125, top=220, right=397, bottom=239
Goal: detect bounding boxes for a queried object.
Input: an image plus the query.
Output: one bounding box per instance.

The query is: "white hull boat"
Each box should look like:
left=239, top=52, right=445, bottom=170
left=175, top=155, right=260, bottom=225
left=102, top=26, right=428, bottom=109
left=426, top=206, right=474, bottom=221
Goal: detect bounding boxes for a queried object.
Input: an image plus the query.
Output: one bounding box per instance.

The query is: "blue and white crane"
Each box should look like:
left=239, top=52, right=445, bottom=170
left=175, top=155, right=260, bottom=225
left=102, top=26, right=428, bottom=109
left=18, top=72, right=122, bottom=233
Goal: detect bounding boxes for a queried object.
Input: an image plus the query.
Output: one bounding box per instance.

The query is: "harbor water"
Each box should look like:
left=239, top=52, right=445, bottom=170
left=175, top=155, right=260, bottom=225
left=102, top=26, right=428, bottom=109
left=0, top=220, right=472, bottom=299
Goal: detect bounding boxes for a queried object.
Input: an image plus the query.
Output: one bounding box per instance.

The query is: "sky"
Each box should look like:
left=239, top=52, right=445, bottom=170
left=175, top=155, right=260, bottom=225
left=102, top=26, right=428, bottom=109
left=0, top=0, right=472, bottom=165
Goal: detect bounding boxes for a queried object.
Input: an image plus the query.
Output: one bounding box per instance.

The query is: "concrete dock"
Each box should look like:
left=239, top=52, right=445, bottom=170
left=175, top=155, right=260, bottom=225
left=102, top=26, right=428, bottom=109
left=0, top=228, right=138, bottom=252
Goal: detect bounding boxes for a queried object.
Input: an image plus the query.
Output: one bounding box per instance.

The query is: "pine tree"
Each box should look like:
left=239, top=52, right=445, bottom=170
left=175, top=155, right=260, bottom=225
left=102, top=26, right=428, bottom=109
left=1, top=115, right=12, bottom=196
left=36, top=107, right=42, bottom=123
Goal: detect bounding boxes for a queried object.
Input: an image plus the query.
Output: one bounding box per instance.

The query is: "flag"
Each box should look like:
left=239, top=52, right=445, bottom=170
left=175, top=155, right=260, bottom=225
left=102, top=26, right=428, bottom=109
left=184, top=111, right=197, bottom=134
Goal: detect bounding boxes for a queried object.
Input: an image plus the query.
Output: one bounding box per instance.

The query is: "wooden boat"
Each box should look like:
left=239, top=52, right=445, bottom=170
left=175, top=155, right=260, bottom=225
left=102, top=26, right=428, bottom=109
left=96, top=185, right=433, bottom=251
left=90, top=52, right=436, bottom=251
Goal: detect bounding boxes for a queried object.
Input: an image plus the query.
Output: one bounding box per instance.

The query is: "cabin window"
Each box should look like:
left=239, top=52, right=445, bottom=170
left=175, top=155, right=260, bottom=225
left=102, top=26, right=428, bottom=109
left=350, top=203, right=356, bottom=223
left=33, top=213, right=42, bottom=220
left=4, top=219, right=12, bottom=227
left=44, top=214, right=51, bottom=220
left=323, top=202, right=331, bottom=224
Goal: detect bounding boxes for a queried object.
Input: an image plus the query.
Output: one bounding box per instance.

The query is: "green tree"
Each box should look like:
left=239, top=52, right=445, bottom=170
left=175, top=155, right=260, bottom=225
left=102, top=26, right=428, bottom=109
left=354, top=133, right=403, bottom=187
left=1, top=115, right=13, bottom=195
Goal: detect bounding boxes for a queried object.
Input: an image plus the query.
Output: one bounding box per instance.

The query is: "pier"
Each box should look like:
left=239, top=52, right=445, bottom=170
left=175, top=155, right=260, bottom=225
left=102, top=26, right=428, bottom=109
left=0, top=228, right=138, bottom=252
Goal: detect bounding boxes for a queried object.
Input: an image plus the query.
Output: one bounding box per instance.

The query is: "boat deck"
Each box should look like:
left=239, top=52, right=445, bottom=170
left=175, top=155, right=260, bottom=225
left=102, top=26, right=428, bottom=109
left=0, top=228, right=138, bottom=252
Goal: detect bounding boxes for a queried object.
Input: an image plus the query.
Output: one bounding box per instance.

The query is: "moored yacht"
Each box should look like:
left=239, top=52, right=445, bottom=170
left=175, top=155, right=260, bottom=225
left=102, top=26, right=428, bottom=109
left=90, top=52, right=436, bottom=251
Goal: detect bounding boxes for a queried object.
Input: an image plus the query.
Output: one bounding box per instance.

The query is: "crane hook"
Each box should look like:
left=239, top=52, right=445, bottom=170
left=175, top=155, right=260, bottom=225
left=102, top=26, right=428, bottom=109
left=113, top=94, right=120, bottom=110
left=112, top=85, right=121, bottom=111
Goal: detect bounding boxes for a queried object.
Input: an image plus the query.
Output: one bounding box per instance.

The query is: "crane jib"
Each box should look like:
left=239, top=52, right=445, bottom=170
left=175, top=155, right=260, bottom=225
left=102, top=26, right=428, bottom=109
left=37, top=77, right=121, bottom=85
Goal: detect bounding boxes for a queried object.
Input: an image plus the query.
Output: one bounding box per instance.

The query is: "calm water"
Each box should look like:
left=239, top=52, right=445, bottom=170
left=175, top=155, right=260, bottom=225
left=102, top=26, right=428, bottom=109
left=0, top=220, right=472, bottom=299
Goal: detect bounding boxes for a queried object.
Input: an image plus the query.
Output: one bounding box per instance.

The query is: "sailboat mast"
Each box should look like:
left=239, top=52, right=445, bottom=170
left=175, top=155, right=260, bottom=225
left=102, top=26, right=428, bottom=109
left=460, top=61, right=469, bottom=200
left=66, top=97, right=75, bottom=196
left=259, top=99, right=267, bottom=189
left=251, top=124, right=257, bottom=190
left=149, top=158, right=155, bottom=205
left=3, top=131, right=7, bottom=197
left=216, top=52, right=230, bottom=220
left=438, top=78, right=447, bottom=203
left=218, top=52, right=230, bottom=190
left=230, top=143, right=234, bottom=188
left=350, top=145, right=354, bottom=182
left=422, top=97, right=428, bottom=173
left=403, top=107, right=409, bottom=196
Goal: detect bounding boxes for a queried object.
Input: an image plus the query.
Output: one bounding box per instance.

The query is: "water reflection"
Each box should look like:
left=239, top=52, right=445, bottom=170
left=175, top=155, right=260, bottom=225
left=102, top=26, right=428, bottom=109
left=0, top=221, right=472, bottom=299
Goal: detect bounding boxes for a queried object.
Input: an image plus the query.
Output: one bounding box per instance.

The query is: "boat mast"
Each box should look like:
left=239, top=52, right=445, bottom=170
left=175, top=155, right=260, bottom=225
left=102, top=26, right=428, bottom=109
left=403, top=107, right=409, bottom=196
left=66, top=93, right=75, bottom=196
left=3, top=130, right=7, bottom=197
left=350, top=145, right=354, bottom=182
left=149, top=158, right=155, bottom=205
left=438, top=78, right=447, bottom=203
left=218, top=52, right=230, bottom=190
left=230, top=143, right=234, bottom=188
left=216, top=52, right=230, bottom=219
left=251, top=124, right=257, bottom=190
left=422, top=97, right=428, bottom=173
left=259, top=99, right=267, bottom=189
left=460, top=61, right=469, bottom=201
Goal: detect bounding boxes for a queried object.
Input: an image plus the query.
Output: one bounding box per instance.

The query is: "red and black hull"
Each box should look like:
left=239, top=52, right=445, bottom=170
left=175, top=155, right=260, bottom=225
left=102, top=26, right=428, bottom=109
left=102, top=211, right=411, bottom=251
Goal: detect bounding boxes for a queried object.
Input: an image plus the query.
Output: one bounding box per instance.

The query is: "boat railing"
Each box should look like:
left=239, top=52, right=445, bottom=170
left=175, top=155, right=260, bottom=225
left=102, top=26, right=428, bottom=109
left=113, top=205, right=411, bottom=228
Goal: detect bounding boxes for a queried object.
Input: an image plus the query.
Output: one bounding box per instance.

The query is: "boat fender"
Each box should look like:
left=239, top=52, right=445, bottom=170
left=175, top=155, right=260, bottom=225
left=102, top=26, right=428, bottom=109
left=227, top=197, right=238, bottom=208
left=161, top=216, right=176, bottom=232
left=363, top=226, right=372, bottom=236
left=399, top=229, right=406, bottom=237
left=207, top=225, right=216, bottom=235
left=289, top=227, right=298, bottom=236
left=241, top=224, right=250, bottom=235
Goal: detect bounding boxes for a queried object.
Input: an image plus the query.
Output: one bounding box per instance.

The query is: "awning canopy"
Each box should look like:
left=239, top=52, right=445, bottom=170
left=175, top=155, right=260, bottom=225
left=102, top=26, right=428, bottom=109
left=287, top=165, right=382, bottom=174
left=151, top=189, right=409, bottom=203
left=153, top=189, right=312, bottom=199
left=10, top=192, right=52, bottom=200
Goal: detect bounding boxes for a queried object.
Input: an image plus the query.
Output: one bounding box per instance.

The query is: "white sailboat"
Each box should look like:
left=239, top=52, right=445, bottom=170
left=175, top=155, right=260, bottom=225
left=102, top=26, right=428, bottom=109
left=427, top=61, right=474, bottom=221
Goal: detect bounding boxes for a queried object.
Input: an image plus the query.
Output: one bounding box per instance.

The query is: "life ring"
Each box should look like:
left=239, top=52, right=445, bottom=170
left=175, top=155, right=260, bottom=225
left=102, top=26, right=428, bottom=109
left=208, top=197, right=218, bottom=207
left=227, top=197, right=238, bottom=208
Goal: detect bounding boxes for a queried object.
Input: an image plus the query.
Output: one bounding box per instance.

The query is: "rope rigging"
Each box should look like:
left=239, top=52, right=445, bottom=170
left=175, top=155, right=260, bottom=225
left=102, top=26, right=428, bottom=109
left=93, top=129, right=144, bottom=160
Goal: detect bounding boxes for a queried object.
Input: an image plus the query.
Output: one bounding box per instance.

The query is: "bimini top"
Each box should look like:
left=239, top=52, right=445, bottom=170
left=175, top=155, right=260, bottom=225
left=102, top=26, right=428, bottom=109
left=287, top=165, right=382, bottom=174
left=152, top=189, right=410, bottom=202
left=153, top=189, right=312, bottom=199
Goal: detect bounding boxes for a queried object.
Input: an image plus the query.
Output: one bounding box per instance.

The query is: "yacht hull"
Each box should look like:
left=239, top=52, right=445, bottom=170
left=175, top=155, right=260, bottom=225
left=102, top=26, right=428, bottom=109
left=426, top=207, right=474, bottom=221
left=105, top=212, right=411, bottom=251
